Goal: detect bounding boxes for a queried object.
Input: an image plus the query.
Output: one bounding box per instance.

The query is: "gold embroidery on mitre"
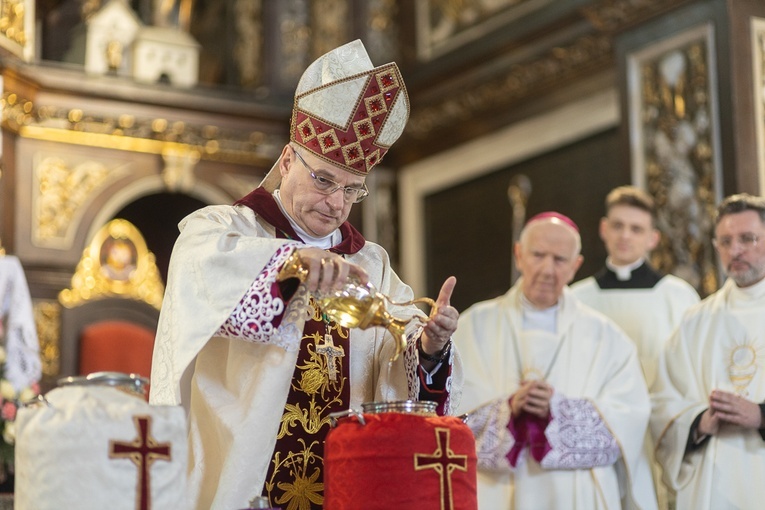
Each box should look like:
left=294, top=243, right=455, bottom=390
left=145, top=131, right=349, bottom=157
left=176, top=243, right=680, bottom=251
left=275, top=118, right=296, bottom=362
left=342, top=141, right=365, bottom=167
left=297, top=117, right=317, bottom=143
left=364, top=148, right=382, bottom=171
left=352, top=118, right=375, bottom=142
left=317, top=130, right=340, bottom=154
left=376, top=68, right=400, bottom=93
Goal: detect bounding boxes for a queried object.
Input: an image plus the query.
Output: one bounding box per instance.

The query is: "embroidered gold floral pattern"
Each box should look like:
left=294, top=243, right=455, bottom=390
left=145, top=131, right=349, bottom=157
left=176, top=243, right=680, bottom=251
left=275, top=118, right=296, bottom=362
left=264, top=300, right=350, bottom=509
left=265, top=439, right=324, bottom=510
left=276, top=330, right=347, bottom=439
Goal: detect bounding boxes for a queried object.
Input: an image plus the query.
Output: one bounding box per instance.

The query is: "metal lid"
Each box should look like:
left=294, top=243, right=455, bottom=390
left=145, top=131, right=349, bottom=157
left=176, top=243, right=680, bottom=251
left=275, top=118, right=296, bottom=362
left=360, top=400, right=437, bottom=416
left=57, top=371, right=149, bottom=397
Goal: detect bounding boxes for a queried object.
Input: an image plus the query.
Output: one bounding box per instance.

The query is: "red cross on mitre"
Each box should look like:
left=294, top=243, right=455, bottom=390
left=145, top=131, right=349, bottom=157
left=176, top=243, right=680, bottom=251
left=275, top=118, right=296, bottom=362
left=414, top=427, right=469, bottom=510
left=109, top=415, right=172, bottom=510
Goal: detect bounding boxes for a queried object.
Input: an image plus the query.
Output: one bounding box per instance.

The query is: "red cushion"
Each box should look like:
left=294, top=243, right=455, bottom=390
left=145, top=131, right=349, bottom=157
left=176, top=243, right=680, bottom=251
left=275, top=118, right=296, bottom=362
left=79, top=321, right=155, bottom=379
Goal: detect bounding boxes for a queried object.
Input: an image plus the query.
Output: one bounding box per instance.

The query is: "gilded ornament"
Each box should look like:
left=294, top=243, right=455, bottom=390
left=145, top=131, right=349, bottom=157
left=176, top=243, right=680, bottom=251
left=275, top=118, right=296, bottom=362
left=0, top=0, right=26, bottom=45
left=2, top=92, right=279, bottom=166
left=639, top=38, right=717, bottom=294
left=32, top=301, right=61, bottom=378
left=34, top=157, right=114, bottom=246
left=298, top=368, right=325, bottom=395
left=58, top=219, right=165, bottom=310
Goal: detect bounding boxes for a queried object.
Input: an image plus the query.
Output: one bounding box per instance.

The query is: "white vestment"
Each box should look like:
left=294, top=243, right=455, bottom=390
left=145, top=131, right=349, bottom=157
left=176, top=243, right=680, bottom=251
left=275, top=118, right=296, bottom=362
left=651, top=277, right=765, bottom=510
left=150, top=203, right=463, bottom=510
left=572, top=266, right=699, bottom=510
left=571, top=271, right=699, bottom=387
left=455, top=283, right=656, bottom=510
left=0, top=255, right=41, bottom=391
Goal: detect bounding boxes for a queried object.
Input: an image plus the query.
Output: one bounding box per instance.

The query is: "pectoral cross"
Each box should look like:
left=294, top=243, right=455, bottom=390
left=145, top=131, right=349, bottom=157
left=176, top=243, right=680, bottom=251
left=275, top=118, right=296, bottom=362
left=109, top=415, right=172, bottom=510
left=414, top=428, right=469, bottom=510
left=316, top=333, right=345, bottom=382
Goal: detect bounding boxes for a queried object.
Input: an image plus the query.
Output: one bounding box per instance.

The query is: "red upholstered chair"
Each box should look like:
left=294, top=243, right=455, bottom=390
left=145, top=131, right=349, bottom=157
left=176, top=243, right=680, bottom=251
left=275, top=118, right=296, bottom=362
left=78, top=320, right=155, bottom=378
left=57, top=219, right=164, bottom=393
left=58, top=297, right=160, bottom=380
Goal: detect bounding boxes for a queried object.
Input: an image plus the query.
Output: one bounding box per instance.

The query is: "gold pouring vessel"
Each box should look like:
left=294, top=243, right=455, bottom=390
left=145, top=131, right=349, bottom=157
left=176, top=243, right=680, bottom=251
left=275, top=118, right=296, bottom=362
left=279, top=251, right=437, bottom=360
left=318, top=281, right=437, bottom=361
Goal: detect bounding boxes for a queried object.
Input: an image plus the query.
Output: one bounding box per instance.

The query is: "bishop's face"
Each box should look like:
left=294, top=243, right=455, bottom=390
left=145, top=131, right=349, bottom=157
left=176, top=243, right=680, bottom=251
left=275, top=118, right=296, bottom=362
left=599, top=205, right=659, bottom=266
left=514, top=220, right=584, bottom=309
left=278, top=145, right=364, bottom=238
left=714, top=210, right=765, bottom=288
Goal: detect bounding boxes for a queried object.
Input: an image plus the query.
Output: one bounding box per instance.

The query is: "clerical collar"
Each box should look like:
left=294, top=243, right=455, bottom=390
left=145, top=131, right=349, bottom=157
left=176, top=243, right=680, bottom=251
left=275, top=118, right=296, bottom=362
left=595, top=260, right=663, bottom=289
left=728, top=274, right=765, bottom=307
left=272, top=190, right=340, bottom=249
left=606, top=257, right=645, bottom=281
left=520, top=294, right=558, bottom=334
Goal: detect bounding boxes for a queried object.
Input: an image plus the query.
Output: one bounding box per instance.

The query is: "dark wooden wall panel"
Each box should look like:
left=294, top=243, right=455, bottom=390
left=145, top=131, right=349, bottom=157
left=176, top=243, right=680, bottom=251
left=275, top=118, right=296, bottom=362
left=423, top=128, right=627, bottom=312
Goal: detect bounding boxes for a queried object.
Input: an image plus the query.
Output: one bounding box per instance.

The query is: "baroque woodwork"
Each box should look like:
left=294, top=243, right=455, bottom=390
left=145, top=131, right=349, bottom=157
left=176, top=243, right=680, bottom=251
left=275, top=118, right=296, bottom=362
left=396, top=0, right=694, bottom=162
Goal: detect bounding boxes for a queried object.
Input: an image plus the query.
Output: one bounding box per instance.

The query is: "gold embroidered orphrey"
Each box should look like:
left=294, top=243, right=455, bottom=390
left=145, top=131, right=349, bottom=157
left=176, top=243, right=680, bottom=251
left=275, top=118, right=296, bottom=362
left=263, top=300, right=349, bottom=509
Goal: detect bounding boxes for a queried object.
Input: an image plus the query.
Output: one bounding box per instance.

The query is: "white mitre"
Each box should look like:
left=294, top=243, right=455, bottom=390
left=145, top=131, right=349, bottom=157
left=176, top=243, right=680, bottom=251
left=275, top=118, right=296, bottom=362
left=260, top=39, right=410, bottom=191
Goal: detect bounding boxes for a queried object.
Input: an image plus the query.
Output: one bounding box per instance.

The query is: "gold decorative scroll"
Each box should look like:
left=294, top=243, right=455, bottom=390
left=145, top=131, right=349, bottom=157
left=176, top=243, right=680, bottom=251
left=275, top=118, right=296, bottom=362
left=417, top=0, right=544, bottom=60
left=635, top=29, right=719, bottom=296
left=581, top=0, right=691, bottom=32
left=59, top=219, right=165, bottom=310
left=407, top=0, right=690, bottom=137
left=1, top=92, right=279, bottom=166
left=33, top=300, right=61, bottom=379
left=0, top=0, right=32, bottom=60
left=33, top=157, right=116, bottom=247
left=407, top=33, right=612, bottom=138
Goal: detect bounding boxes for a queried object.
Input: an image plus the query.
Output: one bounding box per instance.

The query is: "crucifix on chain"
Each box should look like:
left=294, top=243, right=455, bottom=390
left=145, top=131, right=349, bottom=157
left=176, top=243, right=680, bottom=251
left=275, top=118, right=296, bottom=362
left=316, top=330, right=345, bottom=382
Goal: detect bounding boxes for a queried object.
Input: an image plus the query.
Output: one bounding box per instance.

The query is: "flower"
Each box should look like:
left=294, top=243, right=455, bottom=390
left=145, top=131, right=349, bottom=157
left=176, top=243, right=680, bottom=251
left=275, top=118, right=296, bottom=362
left=0, top=403, right=15, bottom=422
left=0, top=381, right=15, bottom=401
left=275, top=467, right=323, bottom=510
left=0, top=345, right=40, bottom=483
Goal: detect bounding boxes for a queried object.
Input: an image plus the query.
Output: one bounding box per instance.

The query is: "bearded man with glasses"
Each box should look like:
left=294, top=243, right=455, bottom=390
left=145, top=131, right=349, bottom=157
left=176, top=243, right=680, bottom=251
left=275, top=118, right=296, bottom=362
left=149, top=40, right=461, bottom=510
left=651, top=193, right=765, bottom=510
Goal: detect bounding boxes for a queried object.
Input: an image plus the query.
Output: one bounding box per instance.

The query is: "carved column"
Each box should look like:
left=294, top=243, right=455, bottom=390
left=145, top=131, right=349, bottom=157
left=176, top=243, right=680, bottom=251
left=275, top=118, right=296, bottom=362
left=615, top=0, right=765, bottom=296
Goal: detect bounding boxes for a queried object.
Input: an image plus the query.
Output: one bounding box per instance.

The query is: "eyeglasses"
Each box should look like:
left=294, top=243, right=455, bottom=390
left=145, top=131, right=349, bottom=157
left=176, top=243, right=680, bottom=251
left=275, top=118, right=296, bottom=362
left=713, top=233, right=760, bottom=251
left=293, top=149, right=369, bottom=203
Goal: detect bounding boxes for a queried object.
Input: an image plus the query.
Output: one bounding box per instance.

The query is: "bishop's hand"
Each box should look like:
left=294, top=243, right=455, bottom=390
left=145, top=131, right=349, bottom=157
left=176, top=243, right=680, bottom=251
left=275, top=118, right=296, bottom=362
left=295, top=247, right=368, bottom=294
left=420, top=276, right=458, bottom=356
